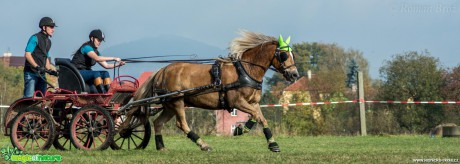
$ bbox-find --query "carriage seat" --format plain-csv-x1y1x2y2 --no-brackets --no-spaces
55,58,95,93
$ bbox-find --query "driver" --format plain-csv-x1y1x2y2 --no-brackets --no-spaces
71,29,125,93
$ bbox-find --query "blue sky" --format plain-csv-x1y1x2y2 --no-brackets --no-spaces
1,0,459,78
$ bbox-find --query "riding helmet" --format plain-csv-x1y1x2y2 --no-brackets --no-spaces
39,17,57,28
89,29,105,42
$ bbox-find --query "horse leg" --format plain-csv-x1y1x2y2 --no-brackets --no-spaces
254,104,280,152
233,117,257,136
171,102,212,151
153,109,175,150
236,102,280,152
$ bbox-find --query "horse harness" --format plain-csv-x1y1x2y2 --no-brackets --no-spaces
210,45,294,112
154,45,292,112
211,60,262,112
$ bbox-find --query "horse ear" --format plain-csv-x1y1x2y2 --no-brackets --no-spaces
278,35,284,44
285,36,291,44
278,34,287,48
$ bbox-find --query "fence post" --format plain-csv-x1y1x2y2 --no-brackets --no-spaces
358,71,367,136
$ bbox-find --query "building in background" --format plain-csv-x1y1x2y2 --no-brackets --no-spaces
1,51,24,67
215,109,250,136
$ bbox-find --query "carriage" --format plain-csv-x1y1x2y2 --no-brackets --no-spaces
2,31,299,152
3,58,154,151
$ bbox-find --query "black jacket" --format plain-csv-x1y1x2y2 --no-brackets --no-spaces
71,42,100,70
24,32,51,73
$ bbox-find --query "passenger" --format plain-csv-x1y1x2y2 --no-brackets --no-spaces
71,29,125,93
23,17,59,98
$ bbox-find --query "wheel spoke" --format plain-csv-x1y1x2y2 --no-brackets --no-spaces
84,134,92,148
17,134,25,142
114,136,122,142
24,116,31,128
80,114,89,124
62,138,69,147
23,137,30,149
132,129,145,133
120,138,126,147
93,136,97,148
18,122,27,127
76,131,89,135
94,135,103,144
130,136,138,148
128,136,130,149
77,134,87,144
34,136,41,149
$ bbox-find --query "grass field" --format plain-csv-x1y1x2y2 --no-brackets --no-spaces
0,134,458,163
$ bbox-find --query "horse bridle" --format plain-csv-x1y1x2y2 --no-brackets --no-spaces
271,46,296,74
239,45,295,75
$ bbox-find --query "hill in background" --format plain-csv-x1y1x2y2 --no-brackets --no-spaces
98,34,227,78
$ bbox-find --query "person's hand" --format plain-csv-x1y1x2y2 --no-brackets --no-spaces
46,69,59,76
114,57,122,62
35,66,46,73
118,61,126,67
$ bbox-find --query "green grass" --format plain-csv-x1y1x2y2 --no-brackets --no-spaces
0,134,458,163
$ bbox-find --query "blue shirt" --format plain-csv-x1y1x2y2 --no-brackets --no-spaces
80,45,100,56
25,35,49,57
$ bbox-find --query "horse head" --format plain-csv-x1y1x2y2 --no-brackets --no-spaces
271,35,299,82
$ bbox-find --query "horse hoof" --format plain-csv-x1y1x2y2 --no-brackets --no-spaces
201,146,213,151
270,147,281,152
233,127,244,136
268,142,280,152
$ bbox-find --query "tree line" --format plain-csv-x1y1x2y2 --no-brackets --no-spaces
261,43,460,135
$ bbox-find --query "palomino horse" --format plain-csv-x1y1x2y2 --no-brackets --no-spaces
121,31,299,152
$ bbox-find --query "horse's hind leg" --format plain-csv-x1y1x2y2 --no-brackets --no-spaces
169,101,212,151
153,108,175,150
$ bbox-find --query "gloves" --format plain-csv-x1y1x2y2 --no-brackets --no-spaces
35,66,46,74
46,69,59,76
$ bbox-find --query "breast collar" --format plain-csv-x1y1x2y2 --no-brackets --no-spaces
221,60,262,90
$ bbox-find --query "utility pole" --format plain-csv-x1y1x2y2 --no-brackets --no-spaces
358,71,367,136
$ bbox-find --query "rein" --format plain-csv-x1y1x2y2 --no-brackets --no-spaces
122,59,216,64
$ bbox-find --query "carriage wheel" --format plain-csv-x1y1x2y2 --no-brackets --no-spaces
70,105,114,150
110,115,151,150
10,107,56,151
53,108,76,150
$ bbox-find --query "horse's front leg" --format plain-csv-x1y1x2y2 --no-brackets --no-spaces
235,103,280,152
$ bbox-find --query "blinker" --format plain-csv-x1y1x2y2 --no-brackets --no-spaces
279,52,288,62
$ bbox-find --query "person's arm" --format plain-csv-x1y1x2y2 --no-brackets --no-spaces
45,57,51,70
24,35,39,68
87,52,125,69
25,52,39,68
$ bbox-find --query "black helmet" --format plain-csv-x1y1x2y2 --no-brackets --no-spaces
39,17,57,28
89,29,105,42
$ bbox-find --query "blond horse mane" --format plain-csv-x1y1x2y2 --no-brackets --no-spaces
229,30,276,60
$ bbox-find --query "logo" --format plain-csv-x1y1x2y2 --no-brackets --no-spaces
1,146,62,163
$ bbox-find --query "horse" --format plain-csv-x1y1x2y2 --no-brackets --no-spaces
120,31,299,152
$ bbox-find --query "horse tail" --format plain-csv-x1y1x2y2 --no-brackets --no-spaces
121,68,164,131
133,69,160,101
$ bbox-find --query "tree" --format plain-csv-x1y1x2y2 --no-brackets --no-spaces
379,50,444,133
346,59,359,89
0,63,24,105
440,65,460,124
261,42,371,135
